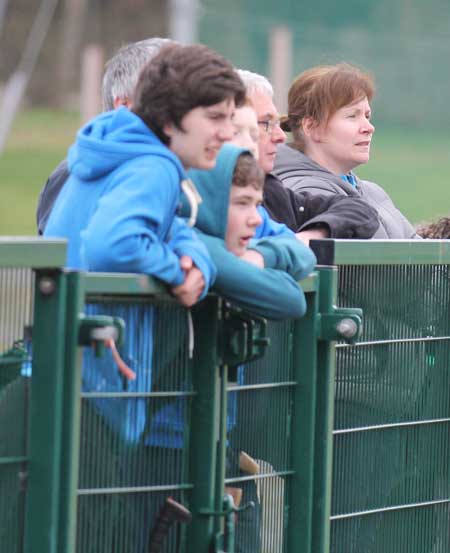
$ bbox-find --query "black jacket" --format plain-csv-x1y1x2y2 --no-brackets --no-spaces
263,173,380,238
36,159,69,235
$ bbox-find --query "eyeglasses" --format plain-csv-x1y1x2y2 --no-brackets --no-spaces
257,119,282,135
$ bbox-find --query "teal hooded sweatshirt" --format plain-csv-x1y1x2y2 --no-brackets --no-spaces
187,145,317,320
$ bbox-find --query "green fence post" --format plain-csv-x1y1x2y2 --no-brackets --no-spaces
286,278,320,553
213,360,229,552
57,271,85,553
311,267,339,553
187,295,222,553
24,269,67,553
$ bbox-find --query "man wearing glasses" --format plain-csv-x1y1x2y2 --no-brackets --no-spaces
237,69,379,244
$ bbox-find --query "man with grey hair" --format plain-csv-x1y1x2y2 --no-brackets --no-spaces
237,69,380,243
36,37,175,234
101,37,173,111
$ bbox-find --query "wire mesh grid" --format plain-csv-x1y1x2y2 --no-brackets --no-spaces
0,268,33,553
226,320,295,553
76,298,192,553
331,264,450,553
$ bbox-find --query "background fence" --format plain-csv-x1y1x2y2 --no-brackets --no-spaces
2,0,449,128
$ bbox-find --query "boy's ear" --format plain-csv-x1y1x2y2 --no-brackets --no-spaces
163,122,174,137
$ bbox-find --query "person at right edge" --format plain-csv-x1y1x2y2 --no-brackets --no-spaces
273,63,420,239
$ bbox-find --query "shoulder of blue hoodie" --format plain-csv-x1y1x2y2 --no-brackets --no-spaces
186,144,315,319
44,108,216,291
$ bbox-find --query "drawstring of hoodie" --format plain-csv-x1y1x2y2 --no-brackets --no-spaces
181,178,202,227
180,177,200,358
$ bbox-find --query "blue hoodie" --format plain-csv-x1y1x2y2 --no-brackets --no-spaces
187,145,317,320
44,107,215,291
44,108,216,446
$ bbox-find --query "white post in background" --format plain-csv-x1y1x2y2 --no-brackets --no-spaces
269,26,293,116
80,45,104,124
0,0,59,154
169,0,200,44
0,0,10,37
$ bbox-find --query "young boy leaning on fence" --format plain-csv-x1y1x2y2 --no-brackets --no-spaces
42,44,247,553
187,143,316,318
44,43,246,304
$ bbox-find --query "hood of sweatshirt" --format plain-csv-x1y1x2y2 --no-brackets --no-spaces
67,107,185,182
273,143,355,191
184,144,249,239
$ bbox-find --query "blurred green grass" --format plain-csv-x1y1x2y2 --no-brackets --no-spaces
0,109,79,235
1,109,449,235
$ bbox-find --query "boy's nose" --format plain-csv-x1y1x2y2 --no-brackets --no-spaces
218,119,235,142
249,209,263,228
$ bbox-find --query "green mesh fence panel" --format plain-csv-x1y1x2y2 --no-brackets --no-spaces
0,268,33,553
331,263,450,553
226,320,295,553
76,299,192,553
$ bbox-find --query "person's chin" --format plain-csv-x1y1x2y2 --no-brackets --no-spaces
196,157,217,170
233,245,246,257
359,153,370,165
261,159,274,173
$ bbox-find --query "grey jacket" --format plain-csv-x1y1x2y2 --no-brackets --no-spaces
273,143,419,239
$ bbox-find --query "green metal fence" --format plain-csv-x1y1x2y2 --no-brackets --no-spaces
2,238,450,553
56,270,334,553
0,239,66,553
311,239,450,553
5,238,340,553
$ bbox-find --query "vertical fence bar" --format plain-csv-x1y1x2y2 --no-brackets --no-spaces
214,362,229,549
24,269,67,553
287,281,319,553
311,267,338,553
57,272,85,553
186,296,222,553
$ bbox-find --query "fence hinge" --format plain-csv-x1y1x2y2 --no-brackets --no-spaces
317,307,363,344
220,306,270,367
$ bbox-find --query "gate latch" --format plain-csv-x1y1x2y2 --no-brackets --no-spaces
78,314,125,352
77,315,135,380
317,307,362,344
221,307,270,367
200,494,255,553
